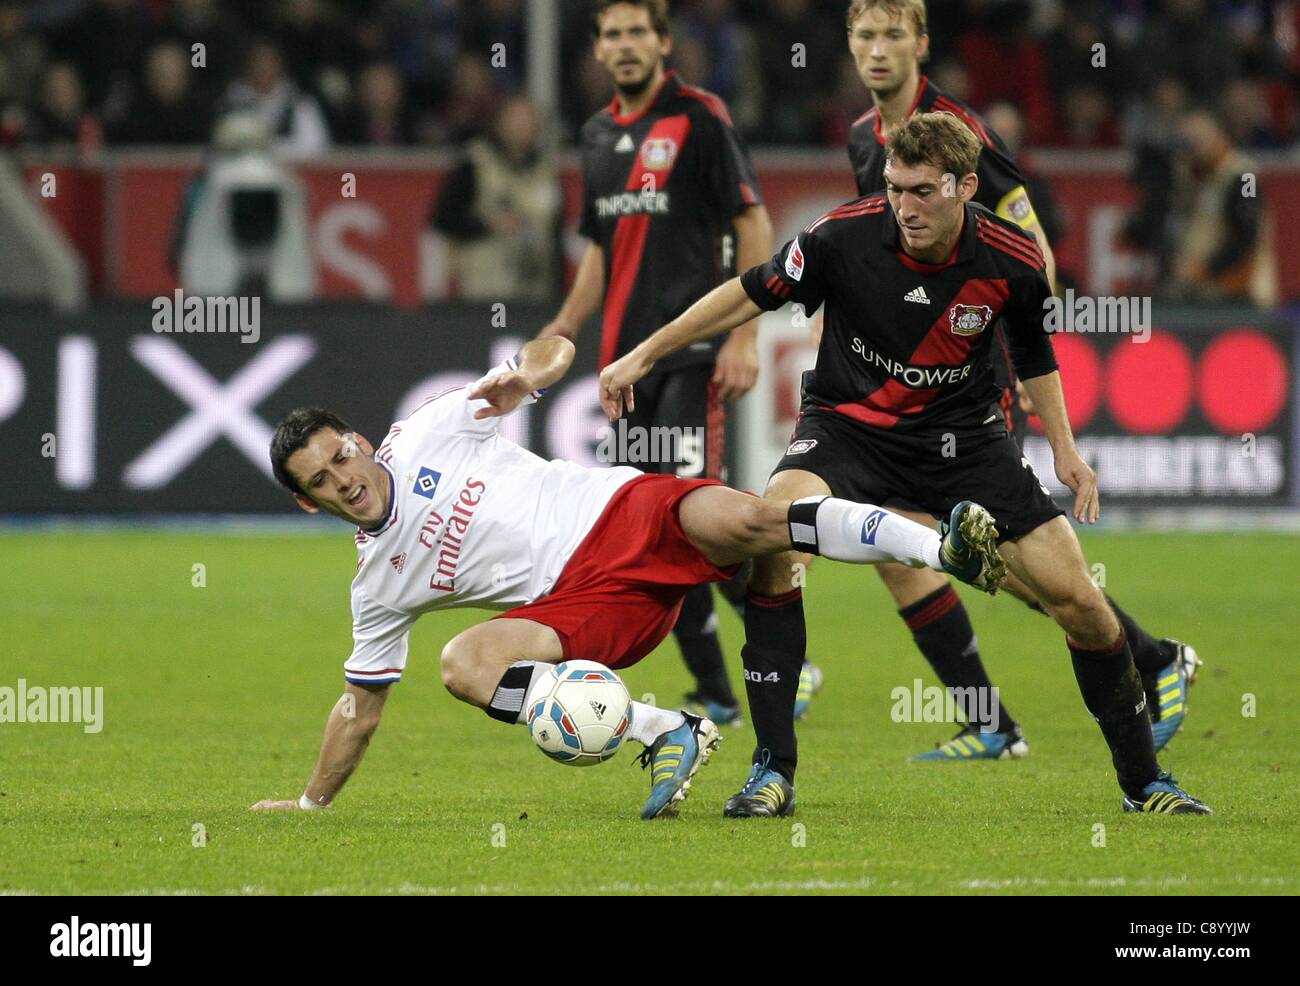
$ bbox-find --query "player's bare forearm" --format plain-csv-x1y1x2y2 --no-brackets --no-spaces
1020,371,1073,453
643,278,762,364
1021,371,1100,523
732,204,774,336
250,683,389,811
538,243,604,341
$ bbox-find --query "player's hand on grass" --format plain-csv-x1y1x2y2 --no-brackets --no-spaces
599,352,653,420
249,799,302,812
468,369,532,419
1056,448,1100,524
713,328,759,401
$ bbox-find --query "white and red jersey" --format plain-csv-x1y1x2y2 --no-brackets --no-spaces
344,362,641,686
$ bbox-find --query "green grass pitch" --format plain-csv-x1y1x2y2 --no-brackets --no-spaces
2,529,1296,895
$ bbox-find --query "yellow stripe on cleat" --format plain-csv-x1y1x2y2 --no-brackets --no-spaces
1162,703,1183,716
1158,673,1179,688
966,736,986,753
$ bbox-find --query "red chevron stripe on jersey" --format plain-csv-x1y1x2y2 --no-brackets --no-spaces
806,196,887,233
599,113,694,370
832,277,1011,428
976,217,1044,269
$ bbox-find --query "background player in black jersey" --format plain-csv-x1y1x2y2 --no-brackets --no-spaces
601,113,1211,817
836,0,1199,763
538,0,777,727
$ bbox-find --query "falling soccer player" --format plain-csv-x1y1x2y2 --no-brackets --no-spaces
250,336,1005,820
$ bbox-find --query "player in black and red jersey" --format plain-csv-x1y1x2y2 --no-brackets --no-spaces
539,0,778,727
601,112,1211,817
837,0,1199,763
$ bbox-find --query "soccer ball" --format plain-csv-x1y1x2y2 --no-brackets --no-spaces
527,661,632,766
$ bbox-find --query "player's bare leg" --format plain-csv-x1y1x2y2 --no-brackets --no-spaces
998,517,1210,813
446,617,720,819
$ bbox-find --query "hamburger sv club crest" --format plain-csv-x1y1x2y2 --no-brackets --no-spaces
949,304,993,336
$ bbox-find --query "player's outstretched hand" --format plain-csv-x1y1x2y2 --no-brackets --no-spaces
1056,448,1100,524
468,369,531,419
599,352,653,420
250,799,301,811
713,329,759,401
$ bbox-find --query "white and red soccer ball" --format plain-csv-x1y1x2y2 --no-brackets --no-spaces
527,660,632,766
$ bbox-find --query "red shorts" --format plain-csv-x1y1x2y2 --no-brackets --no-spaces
493,474,742,669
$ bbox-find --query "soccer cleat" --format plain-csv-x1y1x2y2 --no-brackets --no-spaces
637,712,720,819
1144,641,1202,752
1122,771,1213,815
939,501,1008,594
792,661,824,720
681,693,743,727
723,760,795,818
909,724,1029,761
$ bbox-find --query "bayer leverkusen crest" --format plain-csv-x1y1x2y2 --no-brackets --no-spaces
640,137,678,171
949,304,993,336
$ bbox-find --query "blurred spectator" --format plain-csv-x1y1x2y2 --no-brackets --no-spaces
425,52,499,145
1219,77,1285,149
1160,107,1277,307
276,0,359,91
25,61,95,148
111,43,213,145
676,0,759,128
754,0,842,144
340,61,413,146
1044,3,1128,110
46,0,148,117
459,0,527,90
0,0,45,138
225,40,331,159
430,95,561,301
958,0,1054,142
156,0,246,98
1051,83,1121,147
1134,0,1240,105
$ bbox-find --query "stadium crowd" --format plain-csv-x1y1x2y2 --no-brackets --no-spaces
0,0,1296,153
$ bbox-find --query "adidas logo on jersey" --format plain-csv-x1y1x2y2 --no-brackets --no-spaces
614,133,635,152
904,286,930,304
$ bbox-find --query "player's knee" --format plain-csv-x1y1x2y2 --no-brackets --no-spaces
734,496,777,543
1042,578,1107,633
439,635,477,700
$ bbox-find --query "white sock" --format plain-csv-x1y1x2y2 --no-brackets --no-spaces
792,496,942,570
626,701,685,746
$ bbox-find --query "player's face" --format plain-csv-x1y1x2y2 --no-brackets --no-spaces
594,5,670,95
287,429,389,528
848,8,928,98
884,158,973,260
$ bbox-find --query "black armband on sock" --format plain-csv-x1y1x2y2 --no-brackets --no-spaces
787,496,827,553
487,661,540,724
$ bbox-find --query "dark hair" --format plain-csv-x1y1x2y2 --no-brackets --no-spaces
592,0,670,38
270,407,353,495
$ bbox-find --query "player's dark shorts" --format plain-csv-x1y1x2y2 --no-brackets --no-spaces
492,475,742,669
607,364,727,480
773,407,1064,542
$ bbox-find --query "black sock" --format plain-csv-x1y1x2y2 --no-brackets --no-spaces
1068,631,1160,795
900,585,1017,733
1106,595,1173,675
673,584,736,706
741,589,805,783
